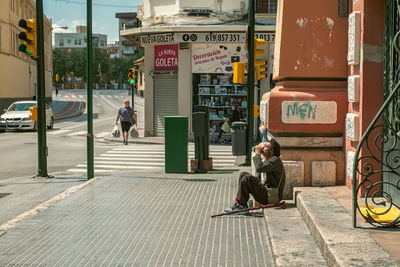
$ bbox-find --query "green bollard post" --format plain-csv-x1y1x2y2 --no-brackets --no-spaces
192,112,207,173
165,116,188,173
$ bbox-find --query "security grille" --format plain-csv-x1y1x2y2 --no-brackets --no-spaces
153,73,178,136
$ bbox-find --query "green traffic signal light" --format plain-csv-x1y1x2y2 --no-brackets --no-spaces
18,44,33,55
18,19,36,57
129,79,134,84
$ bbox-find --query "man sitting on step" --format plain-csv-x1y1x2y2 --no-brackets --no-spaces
224,139,286,215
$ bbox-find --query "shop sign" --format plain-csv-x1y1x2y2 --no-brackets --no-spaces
140,32,275,45
192,43,247,73
141,33,175,45
176,32,275,43
154,44,178,71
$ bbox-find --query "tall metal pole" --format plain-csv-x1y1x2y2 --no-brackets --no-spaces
36,0,48,177
87,0,94,179
245,0,255,165
132,84,135,110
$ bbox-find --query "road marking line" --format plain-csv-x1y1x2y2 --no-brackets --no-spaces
47,129,72,135
94,157,164,161
76,164,162,169
91,161,165,166
95,132,110,138
68,130,86,136
93,157,235,164
99,95,120,109
66,168,113,173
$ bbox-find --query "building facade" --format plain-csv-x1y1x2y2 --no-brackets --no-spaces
122,0,277,137
0,0,53,112
115,12,140,57
54,26,107,50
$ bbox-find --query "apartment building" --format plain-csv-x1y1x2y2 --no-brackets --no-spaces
115,12,140,57
0,0,53,112
54,26,107,51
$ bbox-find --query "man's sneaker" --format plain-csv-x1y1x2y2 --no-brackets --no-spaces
224,203,249,215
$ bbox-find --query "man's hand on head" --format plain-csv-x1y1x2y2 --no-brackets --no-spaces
255,144,263,154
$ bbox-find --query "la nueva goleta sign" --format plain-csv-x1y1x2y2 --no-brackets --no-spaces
154,44,178,71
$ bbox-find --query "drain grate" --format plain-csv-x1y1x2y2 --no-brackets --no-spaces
0,193,11,199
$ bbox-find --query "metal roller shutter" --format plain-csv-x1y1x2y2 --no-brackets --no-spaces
153,73,179,136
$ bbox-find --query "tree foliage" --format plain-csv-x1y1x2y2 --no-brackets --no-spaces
52,47,141,84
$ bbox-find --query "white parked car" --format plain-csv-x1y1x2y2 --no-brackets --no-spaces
0,101,54,132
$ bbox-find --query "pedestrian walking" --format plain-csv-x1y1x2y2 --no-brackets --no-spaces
116,99,137,145
224,139,286,214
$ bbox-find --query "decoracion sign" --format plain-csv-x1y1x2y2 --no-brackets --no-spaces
191,43,247,73
281,101,337,124
154,44,178,71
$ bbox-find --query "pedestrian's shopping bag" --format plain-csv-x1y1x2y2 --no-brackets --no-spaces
130,125,139,138
111,124,120,137
221,121,231,133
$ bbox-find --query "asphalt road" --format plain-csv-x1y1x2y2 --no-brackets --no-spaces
0,89,144,180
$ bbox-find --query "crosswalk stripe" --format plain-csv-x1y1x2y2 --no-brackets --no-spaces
67,143,238,174
76,164,162,169
68,130,86,136
93,157,235,163
105,150,233,155
91,161,165,166
95,132,110,138
66,168,115,173
100,153,165,158
100,153,235,160
112,148,232,153
48,129,72,135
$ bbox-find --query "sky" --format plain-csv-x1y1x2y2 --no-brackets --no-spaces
43,0,142,43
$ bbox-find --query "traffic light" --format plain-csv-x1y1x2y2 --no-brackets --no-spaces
257,63,268,80
128,68,135,85
254,38,267,80
18,19,36,57
55,74,59,82
253,105,260,118
29,106,38,121
233,62,245,84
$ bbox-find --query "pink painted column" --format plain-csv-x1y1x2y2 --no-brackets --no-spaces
345,0,385,192
261,0,348,187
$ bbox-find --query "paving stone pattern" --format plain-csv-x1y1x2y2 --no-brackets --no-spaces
0,173,275,266
0,175,86,225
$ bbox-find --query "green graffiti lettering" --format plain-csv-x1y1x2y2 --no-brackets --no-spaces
286,102,317,120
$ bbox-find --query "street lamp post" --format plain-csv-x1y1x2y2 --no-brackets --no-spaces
86,0,94,180
35,0,49,177
245,0,255,165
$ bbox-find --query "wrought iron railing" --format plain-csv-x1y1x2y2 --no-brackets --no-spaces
352,68,400,228
352,80,400,228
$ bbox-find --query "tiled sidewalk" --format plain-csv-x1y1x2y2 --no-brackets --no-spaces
0,172,275,266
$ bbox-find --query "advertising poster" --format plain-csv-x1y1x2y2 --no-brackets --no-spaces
154,44,178,71
191,43,248,73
